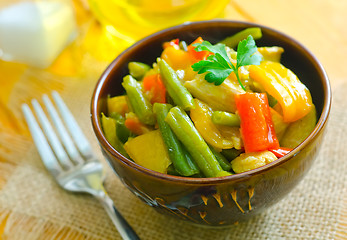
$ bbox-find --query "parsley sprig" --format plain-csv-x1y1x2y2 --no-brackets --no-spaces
191,35,261,91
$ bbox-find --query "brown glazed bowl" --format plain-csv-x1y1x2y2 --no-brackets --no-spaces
91,20,331,226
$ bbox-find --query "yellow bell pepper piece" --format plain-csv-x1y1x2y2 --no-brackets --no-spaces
124,130,171,173
249,61,313,122
161,45,192,70
190,99,241,150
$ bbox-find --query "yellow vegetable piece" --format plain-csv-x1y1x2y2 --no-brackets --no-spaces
231,151,278,173
124,130,171,173
107,95,129,116
257,46,284,62
249,61,313,122
280,106,317,148
190,99,241,150
100,113,128,157
161,46,192,70
216,125,242,150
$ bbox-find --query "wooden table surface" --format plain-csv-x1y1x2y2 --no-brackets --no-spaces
0,0,346,239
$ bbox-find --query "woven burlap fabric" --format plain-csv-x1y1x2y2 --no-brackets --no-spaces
0,61,346,240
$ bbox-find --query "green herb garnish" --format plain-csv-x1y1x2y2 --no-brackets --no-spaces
191,35,261,91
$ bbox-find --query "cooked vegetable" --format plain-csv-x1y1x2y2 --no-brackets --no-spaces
231,151,277,173
267,93,278,107
101,113,129,157
235,92,279,153
161,41,191,70
220,27,262,48
249,61,313,122
179,40,188,51
165,106,230,178
124,112,151,136
128,61,150,79
192,35,261,90
122,75,155,125
216,125,243,150
270,108,289,141
209,146,232,171
187,37,212,62
269,147,292,158
211,111,240,127
190,98,239,150
158,58,195,110
110,113,132,143
221,148,242,160
257,46,284,62
153,103,199,176
280,106,317,148
184,74,243,113
107,95,129,116
142,73,166,104
124,130,171,173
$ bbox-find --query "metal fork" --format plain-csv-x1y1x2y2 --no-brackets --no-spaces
22,91,140,240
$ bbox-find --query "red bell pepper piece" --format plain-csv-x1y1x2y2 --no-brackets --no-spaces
188,37,212,62
235,92,279,153
142,73,166,104
269,147,292,158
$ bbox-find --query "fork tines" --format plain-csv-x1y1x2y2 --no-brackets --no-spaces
22,91,93,175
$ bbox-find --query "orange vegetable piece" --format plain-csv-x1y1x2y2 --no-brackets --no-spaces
187,37,212,62
142,73,166,104
163,38,179,49
124,114,151,136
161,39,191,70
269,147,293,158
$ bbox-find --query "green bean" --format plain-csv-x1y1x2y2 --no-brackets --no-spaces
179,41,188,51
153,103,199,176
220,27,262,48
157,58,195,111
211,111,240,127
122,75,155,125
209,146,232,171
165,106,231,178
167,164,179,176
110,112,132,143
101,113,129,158
182,146,201,175
221,148,242,160
128,62,150,79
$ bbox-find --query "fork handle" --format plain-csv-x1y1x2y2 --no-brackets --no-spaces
97,193,140,240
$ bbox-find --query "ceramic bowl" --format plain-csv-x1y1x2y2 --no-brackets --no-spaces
91,20,331,226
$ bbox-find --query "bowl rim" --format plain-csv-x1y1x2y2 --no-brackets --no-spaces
91,20,331,184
